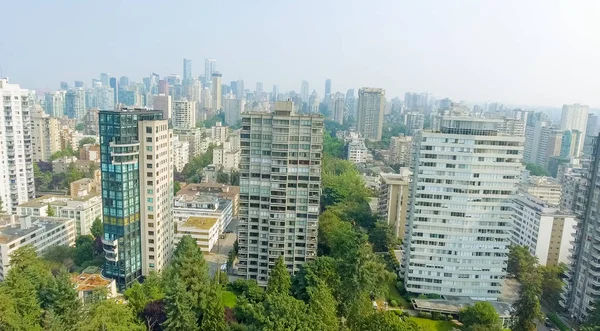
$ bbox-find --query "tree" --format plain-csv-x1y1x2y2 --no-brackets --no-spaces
230,170,240,186
163,277,199,331
166,235,210,314
267,256,291,296
47,203,56,216
77,299,144,331
292,256,341,302
323,131,345,158
90,217,103,239
238,293,312,331
200,279,227,331
142,300,167,331
539,264,565,310
0,290,42,331
0,275,43,330
460,301,502,330
74,235,95,266
346,291,374,331
46,269,81,329
78,137,96,149
508,245,538,281
307,282,339,331
173,181,181,196
75,123,86,132
359,311,418,331
217,171,230,184
43,245,75,267
513,272,544,331
5,246,55,309
368,222,397,252
525,163,550,176
124,271,165,317
229,279,264,303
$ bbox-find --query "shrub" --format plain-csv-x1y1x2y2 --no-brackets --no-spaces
392,310,404,317
417,294,427,299
417,312,432,319
390,300,398,307
431,312,442,320
447,314,454,321
427,293,441,299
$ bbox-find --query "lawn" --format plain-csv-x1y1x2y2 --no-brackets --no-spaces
407,317,457,331
386,281,411,308
222,290,237,308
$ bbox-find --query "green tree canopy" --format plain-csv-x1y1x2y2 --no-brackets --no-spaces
90,217,103,239
525,163,550,176
460,301,501,329
78,137,96,149
508,245,538,281
77,299,144,331
513,271,544,331
267,256,291,296
163,277,199,331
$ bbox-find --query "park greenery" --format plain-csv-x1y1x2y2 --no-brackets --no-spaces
524,162,551,177
34,161,98,193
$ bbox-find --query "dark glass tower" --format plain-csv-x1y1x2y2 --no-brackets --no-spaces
99,108,163,290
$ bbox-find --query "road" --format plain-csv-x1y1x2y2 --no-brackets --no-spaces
204,218,237,277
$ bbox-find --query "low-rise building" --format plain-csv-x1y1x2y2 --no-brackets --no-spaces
79,144,100,162
71,266,117,304
213,141,240,172
519,175,562,206
17,194,102,236
70,170,102,198
174,193,232,234
347,139,372,164
175,216,220,252
52,156,97,174
177,182,240,216
378,170,411,240
0,214,76,280
510,193,576,266
172,135,190,172
202,164,219,183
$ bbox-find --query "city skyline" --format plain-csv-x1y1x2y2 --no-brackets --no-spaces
2,1,600,107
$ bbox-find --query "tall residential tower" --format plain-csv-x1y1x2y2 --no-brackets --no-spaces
357,87,385,141
237,101,323,285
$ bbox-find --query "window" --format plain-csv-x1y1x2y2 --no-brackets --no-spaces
146,127,152,133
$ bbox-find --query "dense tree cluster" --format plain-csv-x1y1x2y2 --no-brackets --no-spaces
35,162,97,193
176,144,214,183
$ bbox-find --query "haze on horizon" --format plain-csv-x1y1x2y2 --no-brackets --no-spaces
1,0,599,107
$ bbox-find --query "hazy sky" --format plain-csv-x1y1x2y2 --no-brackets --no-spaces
2,0,600,106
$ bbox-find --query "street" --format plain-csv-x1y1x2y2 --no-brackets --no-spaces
204,218,237,277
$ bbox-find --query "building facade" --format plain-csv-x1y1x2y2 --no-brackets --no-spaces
510,193,576,266
379,171,411,240
32,112,61,162
99,107,174,290
402,116,524,299
357,87,385,141
173,99,196,130
0,79,36,213
238,101,323,285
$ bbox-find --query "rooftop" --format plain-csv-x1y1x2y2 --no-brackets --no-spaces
412,298,513,318
17,193,100,208
72,268,114,292
182,216,218,230
177,182,239,200
0,215,73,244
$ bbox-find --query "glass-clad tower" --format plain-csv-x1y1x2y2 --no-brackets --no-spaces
99,107,163,290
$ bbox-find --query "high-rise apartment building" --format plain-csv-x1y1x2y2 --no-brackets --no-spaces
324,79,331,100
224,96,244,126
99,107,174,290
100,73,110,86
212,72,223,110
561,136,600,321
109,77,118,104
308,91,320,114
237,101,323,285
255,82,263,94
204,58,216,87
0,79,36,213
378,171,411,240
152,94,172,120
183,58,192,84
401,116,524,299
560,104,589,154
345,89,355,120
173,100,196,130
119,76,130,89
65,88,86,119
357,88,385,141
524,120,551,167
301,81,309,102
560,129,583,158
332,92,345,125
388,135,412,166
45,91,65,117
31,112,61,162
404,112,425,136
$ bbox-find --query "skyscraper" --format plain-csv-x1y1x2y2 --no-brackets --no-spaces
74,81,84,88
237,101,323,285
324,79,331,100
173,100,196,130
99,107,174,290
237,80,245,99
523,119,551,167
204,58,216,87
65,88,86,119
308,91,320,113
183,58,192,84
223,96,244,126
301,81,309,102
561,134,600,321
560,104,589,154
212,72,223,110
332,92,345,125
152,94,172,121
60,82,68,90
402,116,524,299
255,82,263,93
0,79,36,213
345,88,355,120
44,91,65,117
100,73,110,86
357,87,385,141
109,77,118,104
119,76,130,89
272,85,279,102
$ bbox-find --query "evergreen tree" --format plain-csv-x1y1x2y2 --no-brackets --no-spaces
513,272,544,331
47,203,56,216
200,278,227,331
267,256,291,295
47,269,81,328
167,235,210,313
90,217,103,239
1,275,43,329
460,301,502,330
307,282,339,331
77,299,144,331
163,277,199,331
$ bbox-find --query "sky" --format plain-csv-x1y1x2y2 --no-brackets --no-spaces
2,0,600,107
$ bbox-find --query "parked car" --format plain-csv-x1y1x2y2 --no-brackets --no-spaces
544,318,553,327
